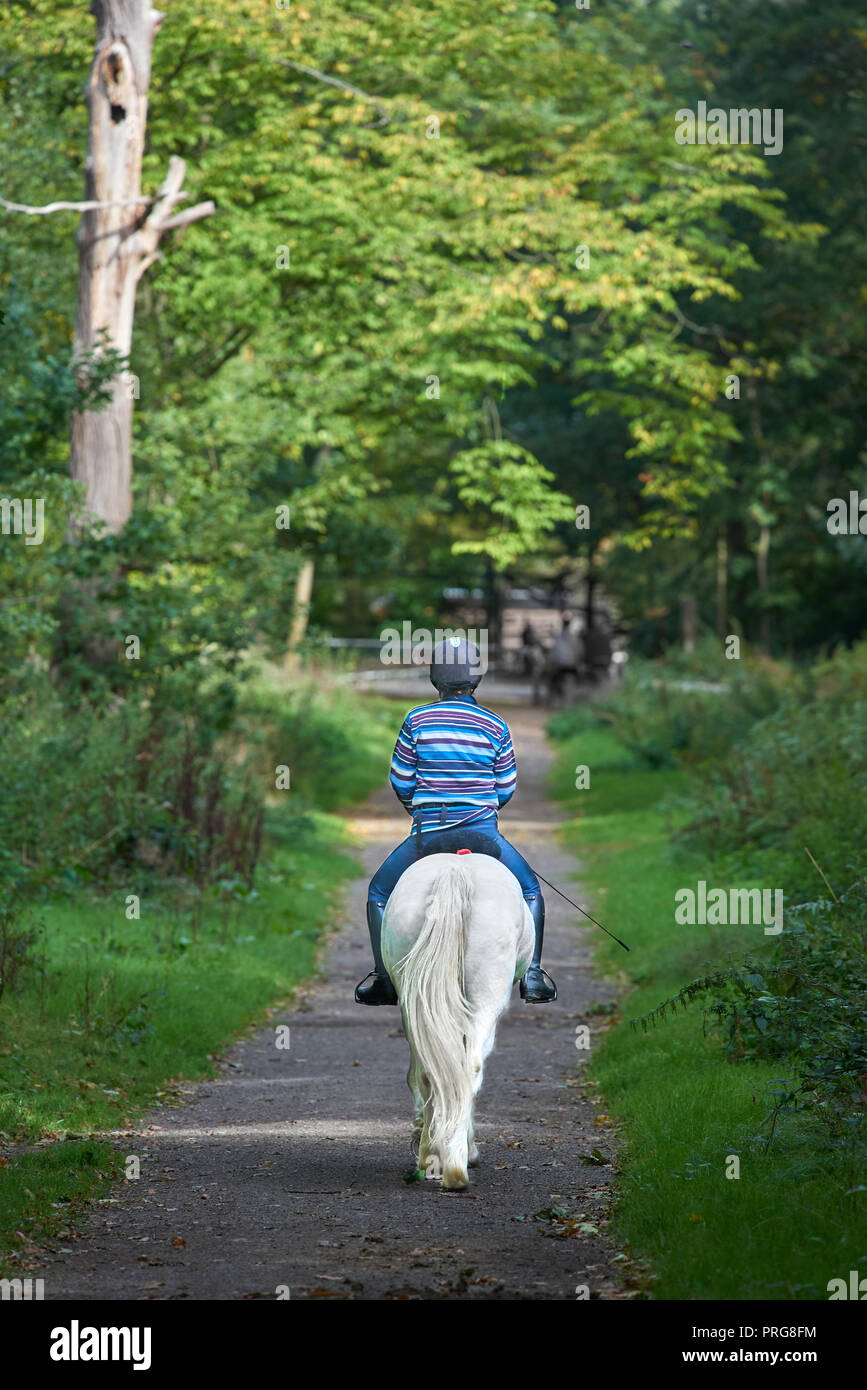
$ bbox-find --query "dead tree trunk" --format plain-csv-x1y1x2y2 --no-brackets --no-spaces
284,558,315,671
70,1,214,532
715,525,728,638
681,594,697,653
756,523,771,653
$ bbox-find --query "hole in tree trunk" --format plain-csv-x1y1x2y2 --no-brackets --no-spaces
110,103,126,123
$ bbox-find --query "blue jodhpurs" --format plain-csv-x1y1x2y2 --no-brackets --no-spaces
368,816,540,908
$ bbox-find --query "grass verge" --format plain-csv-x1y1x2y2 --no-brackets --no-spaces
0,813,358,1274
0,680,399,1273
550,715,866,1300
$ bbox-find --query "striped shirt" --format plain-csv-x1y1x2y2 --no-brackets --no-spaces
389,694,517,833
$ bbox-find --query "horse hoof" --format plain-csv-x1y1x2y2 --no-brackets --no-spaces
468,1149,480,1168
441,1167,469,1191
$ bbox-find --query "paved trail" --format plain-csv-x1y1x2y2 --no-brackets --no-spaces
39,704,619,1301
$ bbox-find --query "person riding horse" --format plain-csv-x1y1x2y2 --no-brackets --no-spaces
355,636,558,1006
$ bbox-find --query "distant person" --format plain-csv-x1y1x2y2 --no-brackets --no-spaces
583,620,612,682
520,620,542,675
548,615,580,700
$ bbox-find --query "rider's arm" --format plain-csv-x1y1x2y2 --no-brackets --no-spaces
493,725,517,808
389,713,417,813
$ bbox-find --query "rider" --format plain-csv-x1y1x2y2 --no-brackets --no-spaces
354,636,558,1006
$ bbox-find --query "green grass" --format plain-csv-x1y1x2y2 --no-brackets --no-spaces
0,1142,121,1268
0,811,363,1272
550,718,867,1300
0,677,397,1272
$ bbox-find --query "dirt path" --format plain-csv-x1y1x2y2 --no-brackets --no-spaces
38,704,620,1301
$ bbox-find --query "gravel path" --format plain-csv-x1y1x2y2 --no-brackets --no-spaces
38,703,620,1301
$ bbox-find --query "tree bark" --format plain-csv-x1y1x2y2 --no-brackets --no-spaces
756,523,771,653
716,526,728,638
285,558,315,670
681,594,697,653
70,1,213,532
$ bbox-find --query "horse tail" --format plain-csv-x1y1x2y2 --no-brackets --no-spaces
394,860,474,1178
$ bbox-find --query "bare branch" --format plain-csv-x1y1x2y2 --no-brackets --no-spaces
670,302,726,341
134,250,164,282
159,200,216,232
0,194,154,216
660,159,700,176
271,55,391,127
144,154,187,228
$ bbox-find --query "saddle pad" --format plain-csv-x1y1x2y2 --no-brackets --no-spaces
415,829,502,859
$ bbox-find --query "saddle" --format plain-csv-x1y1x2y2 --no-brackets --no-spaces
414,829,502,860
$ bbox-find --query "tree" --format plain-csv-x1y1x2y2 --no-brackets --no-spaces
2,0,824,662
666,0,867,652
69,0,215,531
1,0,214,531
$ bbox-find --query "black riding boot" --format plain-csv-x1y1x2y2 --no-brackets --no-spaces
520,895,558,1003
355,901,398,1005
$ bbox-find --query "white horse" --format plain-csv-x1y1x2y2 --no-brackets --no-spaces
381,851,534,1191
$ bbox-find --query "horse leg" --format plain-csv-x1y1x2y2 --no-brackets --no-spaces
467,1112,479,1167
441,1039,485,1186
440,1011,494,1188
440,1126,469,1190
406,1038,425,1153
465,1006,504,1170
405,1009,439,1173
414,1069,438,1176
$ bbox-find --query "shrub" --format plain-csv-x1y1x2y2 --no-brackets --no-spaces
243,674,395,812
635,882,867,1139
0,675,265,902
549,640,793,769
680,691,867,900
632,641,867,1140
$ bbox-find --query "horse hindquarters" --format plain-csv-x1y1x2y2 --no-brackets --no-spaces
389,861,476,1190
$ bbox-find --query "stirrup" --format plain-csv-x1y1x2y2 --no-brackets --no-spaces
520,965,558,1003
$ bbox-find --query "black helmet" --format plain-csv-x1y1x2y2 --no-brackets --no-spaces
430,636,485,693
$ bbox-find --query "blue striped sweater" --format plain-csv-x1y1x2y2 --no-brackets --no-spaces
389,693,517,833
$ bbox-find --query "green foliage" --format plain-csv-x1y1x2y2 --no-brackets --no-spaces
551,640,790,768
551,702,866,1299
2,0,864,653
680,666,867,895
244,674,396,812
597,0,867,652
0,661,391,1266
0,1142,121,1276
0,674,258,904
450,442,575,566
0,294,122,475
0,0,809,640
658,651,867,1135
561,641,867,1149
0,659,394,910
0,817,359,1267
633,882,867,1143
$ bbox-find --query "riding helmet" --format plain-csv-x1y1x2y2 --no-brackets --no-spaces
429,636,485,693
